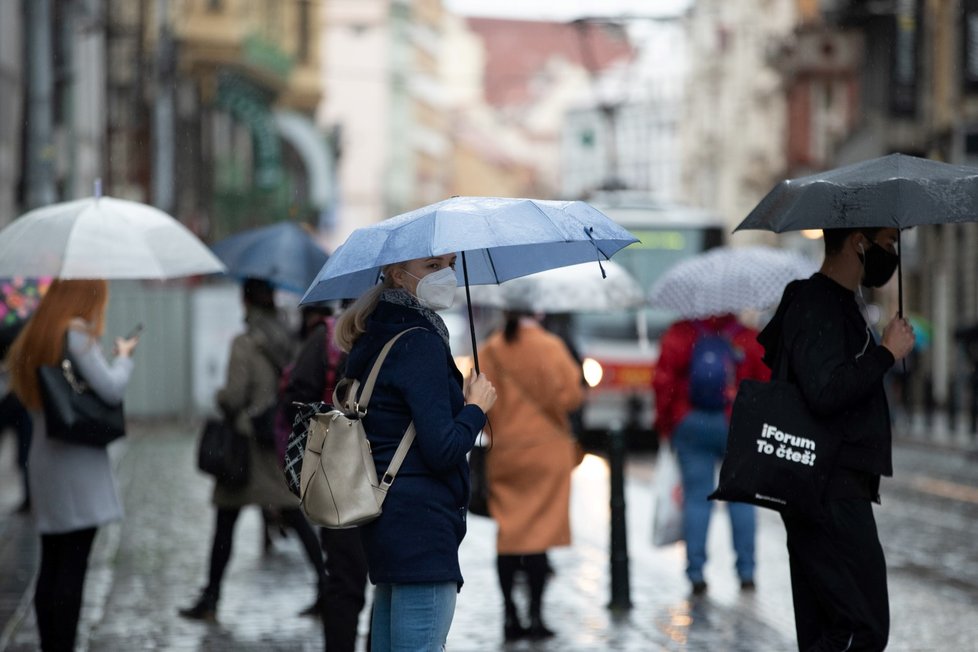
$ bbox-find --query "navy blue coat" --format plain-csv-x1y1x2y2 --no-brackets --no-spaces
345,300,486,586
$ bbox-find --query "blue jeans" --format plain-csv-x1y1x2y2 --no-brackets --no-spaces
371,582,457,652
672,409,756,584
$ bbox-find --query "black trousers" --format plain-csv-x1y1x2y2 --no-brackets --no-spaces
0,392,32,499
35,527,97,652
782,499,889,652
321,527,369,652
205,507,326,600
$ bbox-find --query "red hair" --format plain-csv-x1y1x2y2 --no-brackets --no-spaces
6,279,109,410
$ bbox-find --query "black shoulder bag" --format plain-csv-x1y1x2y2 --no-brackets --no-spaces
38,338,126,448
197,417,250,489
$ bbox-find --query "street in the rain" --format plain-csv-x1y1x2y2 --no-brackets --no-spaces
1,421,975,651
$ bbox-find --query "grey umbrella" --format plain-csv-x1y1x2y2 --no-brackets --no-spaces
736,153,978,232
735,153,978,316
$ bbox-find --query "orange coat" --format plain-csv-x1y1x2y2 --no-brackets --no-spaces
478,321,584,554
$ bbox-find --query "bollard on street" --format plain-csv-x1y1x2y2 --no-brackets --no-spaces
607,421,632,611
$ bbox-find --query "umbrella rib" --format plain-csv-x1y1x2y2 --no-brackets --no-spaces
484,247,500,283
60,201,94,277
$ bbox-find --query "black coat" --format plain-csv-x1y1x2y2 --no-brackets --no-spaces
282,319,347,424
758,273,895,479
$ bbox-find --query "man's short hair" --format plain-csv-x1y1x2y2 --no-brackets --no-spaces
822,227,883,256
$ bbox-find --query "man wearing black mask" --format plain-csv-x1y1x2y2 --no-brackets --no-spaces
758,227,915,651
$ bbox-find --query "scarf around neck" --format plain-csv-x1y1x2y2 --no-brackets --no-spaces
380,288,451,346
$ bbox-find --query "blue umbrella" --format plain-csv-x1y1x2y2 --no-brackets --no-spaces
299,196,638,371
211,222,328,294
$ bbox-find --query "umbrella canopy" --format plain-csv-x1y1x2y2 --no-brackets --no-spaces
736,153,978,233
0,196,225,280
649,246,818,319
300,197,638,303
471,260,644,313
211,222,328,294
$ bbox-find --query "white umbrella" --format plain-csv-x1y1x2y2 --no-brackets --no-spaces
0,195,225,279
649,245,818,319
466,260,644,313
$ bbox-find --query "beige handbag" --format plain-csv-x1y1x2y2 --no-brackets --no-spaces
299,329,419,529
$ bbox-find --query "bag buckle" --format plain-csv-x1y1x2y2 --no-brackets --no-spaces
61,359,88,394
380,472,395,489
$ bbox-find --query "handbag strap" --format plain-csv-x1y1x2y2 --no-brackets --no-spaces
339,327,424,493
775,340,791,382
379,422,416,492
59,332,89,393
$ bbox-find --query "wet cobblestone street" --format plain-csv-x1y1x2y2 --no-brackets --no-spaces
1,422,977,650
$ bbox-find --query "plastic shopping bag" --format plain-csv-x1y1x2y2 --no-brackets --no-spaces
652,442,683,546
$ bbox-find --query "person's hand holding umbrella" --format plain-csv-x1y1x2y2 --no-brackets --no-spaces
463,368,497,414
880,307,916,363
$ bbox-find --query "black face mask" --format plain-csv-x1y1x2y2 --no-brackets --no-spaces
859,241,899,288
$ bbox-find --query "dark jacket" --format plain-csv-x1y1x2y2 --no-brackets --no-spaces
282,318,346,425
213,308,298,509
653,314,770,439
758,273,895,483
344,299,486,586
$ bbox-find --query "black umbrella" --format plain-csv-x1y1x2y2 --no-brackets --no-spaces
736,153,978,232
735,153,978,316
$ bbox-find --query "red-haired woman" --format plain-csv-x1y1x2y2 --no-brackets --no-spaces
6,279,138,652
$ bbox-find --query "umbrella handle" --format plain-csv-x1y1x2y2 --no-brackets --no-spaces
898,230,906,374
897,230,903,319
462,251,480,375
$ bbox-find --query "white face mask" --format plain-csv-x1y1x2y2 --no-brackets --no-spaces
406,267,457,310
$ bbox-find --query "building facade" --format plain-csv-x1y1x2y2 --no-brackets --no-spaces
560,21,687,202
104,0,329,240
680,0,798,241
0,1,24,226
320,0,451,246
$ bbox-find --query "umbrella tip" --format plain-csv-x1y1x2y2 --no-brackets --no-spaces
94,178,103,199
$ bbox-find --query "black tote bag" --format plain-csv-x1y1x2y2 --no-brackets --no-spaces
197,418,250,489
709,378,839,522
38,358,126,448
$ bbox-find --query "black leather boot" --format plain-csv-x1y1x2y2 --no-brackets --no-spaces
525,553,554,640
527,613,555,640
503,603,529,642
298,594,326,618
178,591,218,622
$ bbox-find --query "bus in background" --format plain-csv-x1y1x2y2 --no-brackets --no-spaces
569,193,725,449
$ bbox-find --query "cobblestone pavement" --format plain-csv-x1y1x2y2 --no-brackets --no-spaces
1,423,977,651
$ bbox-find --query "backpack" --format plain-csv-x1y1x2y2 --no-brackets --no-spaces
274,317,342,462
298,328,420,529
688,322,744,411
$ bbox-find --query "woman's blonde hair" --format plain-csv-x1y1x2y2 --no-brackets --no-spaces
334,264,401,352
6,279,109,410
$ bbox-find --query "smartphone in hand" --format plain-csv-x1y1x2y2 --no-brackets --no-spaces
125,323,144,339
